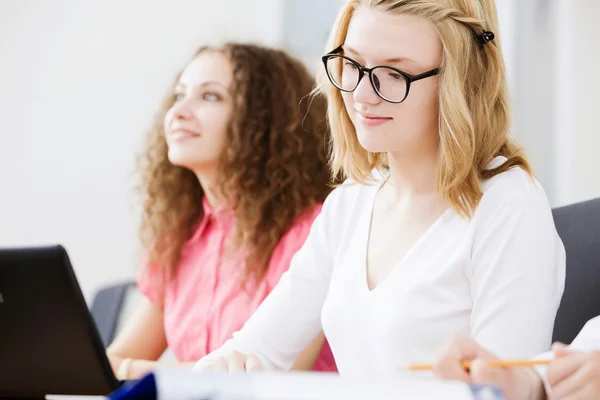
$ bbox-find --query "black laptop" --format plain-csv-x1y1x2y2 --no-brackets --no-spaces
0,245,122,399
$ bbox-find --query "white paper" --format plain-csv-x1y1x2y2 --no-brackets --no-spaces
154,369,499,400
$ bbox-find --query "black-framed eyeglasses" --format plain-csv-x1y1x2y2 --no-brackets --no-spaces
321,45,440,104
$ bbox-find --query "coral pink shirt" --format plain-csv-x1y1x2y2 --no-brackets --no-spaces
137,199,336,372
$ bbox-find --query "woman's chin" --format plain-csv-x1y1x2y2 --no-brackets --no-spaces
356,135,391,154
167,152,213,171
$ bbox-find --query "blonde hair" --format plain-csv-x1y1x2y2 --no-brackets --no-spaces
316,0,531,218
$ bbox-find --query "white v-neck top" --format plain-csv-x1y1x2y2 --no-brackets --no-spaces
196,157,566,377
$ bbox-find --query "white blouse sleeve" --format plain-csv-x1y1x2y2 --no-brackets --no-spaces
570,316,600,351
468,188,566,359
194,187,346,371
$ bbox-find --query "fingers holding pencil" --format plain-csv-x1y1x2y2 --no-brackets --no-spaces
433,335,497,382
432,336,546,400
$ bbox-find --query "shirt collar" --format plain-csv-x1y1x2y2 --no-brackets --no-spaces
187,197,234,244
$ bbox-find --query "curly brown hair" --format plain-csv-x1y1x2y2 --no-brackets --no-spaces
137,43,332,287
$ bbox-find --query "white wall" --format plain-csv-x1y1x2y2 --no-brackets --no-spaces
555,0,600,206
509,0,559,201
503,0,600,207
0,0,285,301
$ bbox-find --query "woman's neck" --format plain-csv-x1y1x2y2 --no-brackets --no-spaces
193,169,227,208
385,138,439,198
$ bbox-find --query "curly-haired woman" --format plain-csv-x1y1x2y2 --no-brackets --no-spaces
106,43,337,380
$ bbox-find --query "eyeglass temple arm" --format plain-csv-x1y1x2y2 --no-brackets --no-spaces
410,68,440,82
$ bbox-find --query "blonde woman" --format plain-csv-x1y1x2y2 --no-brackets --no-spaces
194,0,565,377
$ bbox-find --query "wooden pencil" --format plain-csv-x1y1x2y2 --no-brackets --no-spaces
408,358,552,371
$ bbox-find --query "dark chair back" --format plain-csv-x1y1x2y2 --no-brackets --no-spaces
552,198,600,344
90,281,135,347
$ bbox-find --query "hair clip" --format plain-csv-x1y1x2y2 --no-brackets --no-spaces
479,30,495,45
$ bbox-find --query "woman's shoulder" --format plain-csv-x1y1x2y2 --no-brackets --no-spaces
275,173,382,255
476,156,551,222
